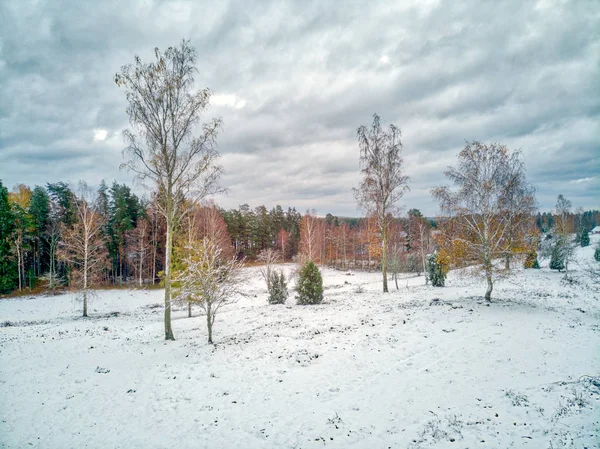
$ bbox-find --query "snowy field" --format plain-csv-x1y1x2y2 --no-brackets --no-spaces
1,242,599,449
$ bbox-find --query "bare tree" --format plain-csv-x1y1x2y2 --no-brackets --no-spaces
128,216,150,287
196,202,233,259
552,194,576,278
353,114,409,292
408,210,433,284
257,248,281,292
299,210,321,262
432,142,536,301
116,41,224,340
57,182,107,317
173,238,245,344
555,194,572,235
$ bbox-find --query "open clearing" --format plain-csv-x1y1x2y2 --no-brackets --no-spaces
1,244,599,449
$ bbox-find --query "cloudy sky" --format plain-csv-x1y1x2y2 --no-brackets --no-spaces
1,0,598,216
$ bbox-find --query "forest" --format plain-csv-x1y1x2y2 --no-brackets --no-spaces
0,176,598,295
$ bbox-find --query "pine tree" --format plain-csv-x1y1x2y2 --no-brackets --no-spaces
0,180,18,293
29,186,50,277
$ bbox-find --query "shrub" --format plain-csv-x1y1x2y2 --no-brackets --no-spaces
268,270,288,304
524,251,539,269
427,252,447,287
296,261,323,305
594,245,600,262
580,232,590,247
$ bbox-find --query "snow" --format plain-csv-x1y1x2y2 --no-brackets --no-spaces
1,239,599,449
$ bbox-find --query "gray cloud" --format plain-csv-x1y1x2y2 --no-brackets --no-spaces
0,0,598,216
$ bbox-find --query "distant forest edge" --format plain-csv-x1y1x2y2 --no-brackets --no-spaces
0,178,598,295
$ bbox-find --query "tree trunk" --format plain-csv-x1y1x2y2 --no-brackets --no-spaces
83,240,88,317
421,250,428,285
206,305,213,344
504,254,510,270
139,243,143,287
188,302,192,318
49,242,55,291
164,215,175,341
16,242,22,291
83,289,88,317
394,273,398,290
484,269,493,301
483,223,493,301
381,224,388,293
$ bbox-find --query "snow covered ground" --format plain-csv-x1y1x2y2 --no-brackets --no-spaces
1,240,599,449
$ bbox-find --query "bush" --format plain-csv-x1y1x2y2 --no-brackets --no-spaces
580,232,590,247
296,261,323,305
594,246,600,262
427,252,447,287
268,270,288,304
524,251,539,269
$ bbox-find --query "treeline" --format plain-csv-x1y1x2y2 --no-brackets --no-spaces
1,175,598,296
536,210,599,235
0,175,432,295
220,205,434,274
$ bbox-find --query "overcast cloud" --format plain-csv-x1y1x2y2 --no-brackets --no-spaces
0,0,598,216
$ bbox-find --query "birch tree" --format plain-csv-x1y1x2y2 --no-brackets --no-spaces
116,40,224,340
128,216,150,287
432,142,536,301
299,210,321,263
353,114,409,292
408,209,433,284
173,238,245,344
58,183,107,317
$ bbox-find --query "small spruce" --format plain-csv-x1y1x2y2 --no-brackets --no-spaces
427,252,447,287
296,261,323,305
580,232,590,247
549,243,565,271
268,270,288,304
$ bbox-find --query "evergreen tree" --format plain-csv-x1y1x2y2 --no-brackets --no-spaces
47,182,76,227
29,186,50,277
268,270,288,304
580,231,590,247
0,180,17,293
296,261,323,305
108,182,141,283
549,239,565,271
426,252,448,287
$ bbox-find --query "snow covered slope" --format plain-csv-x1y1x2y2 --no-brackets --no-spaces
1,240,599,448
